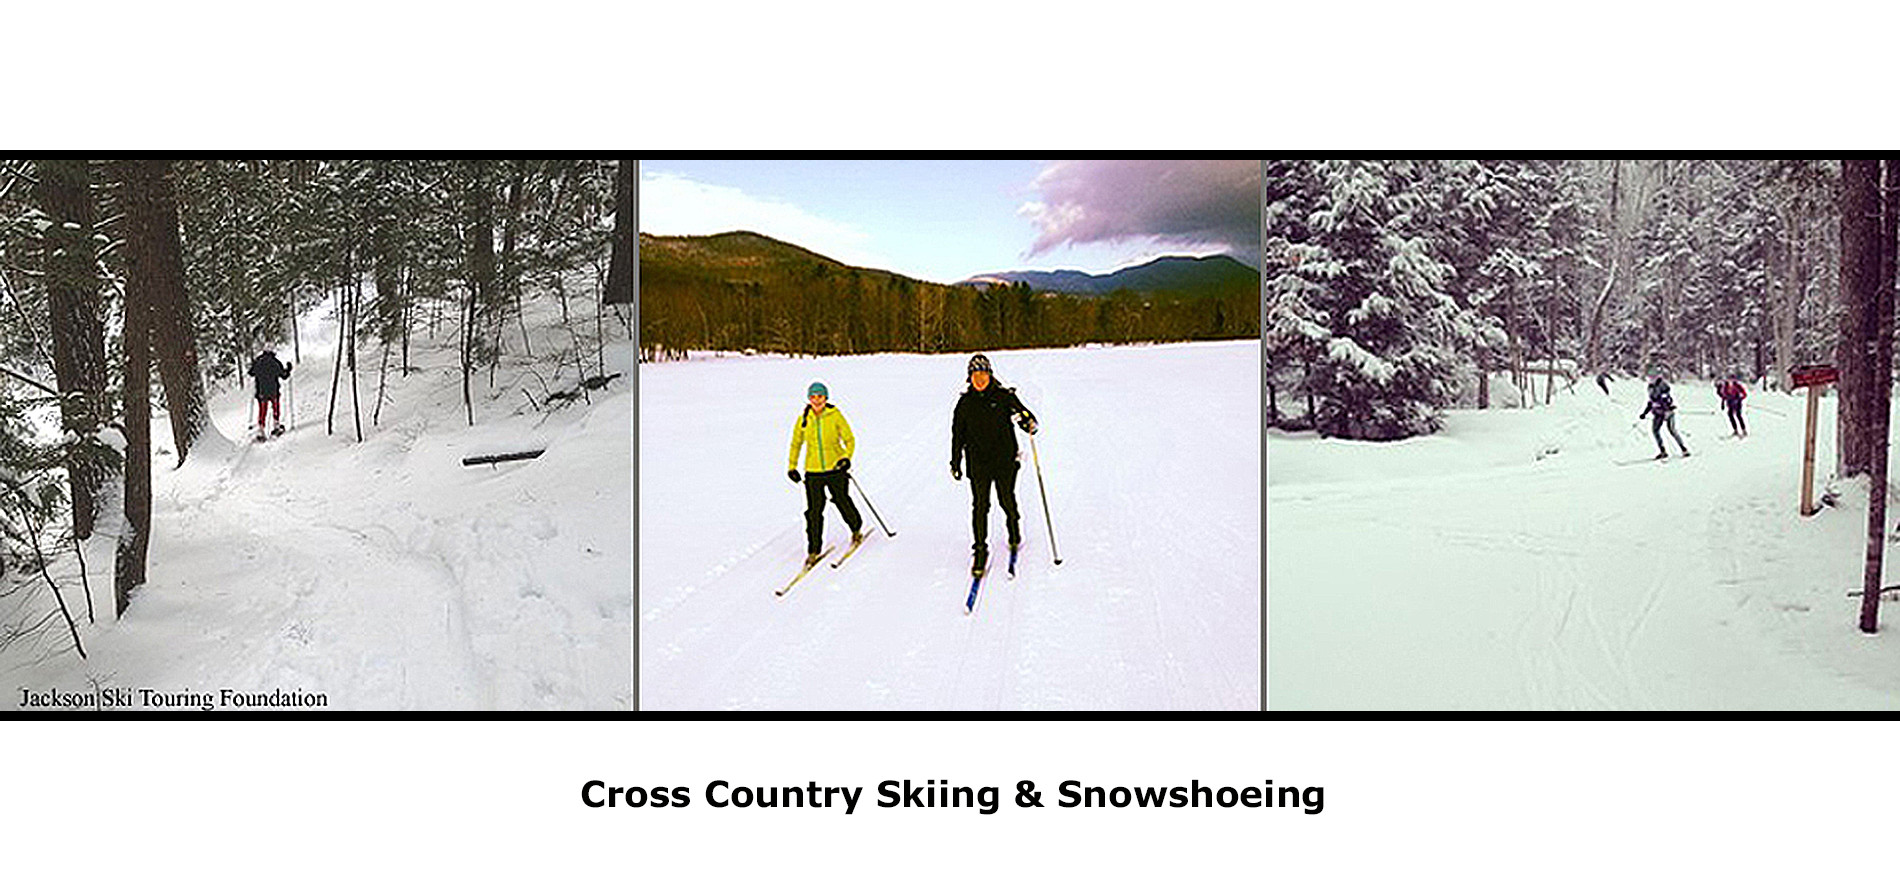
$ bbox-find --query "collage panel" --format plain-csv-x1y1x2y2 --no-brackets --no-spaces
3,159,633,712
1267,158,1900,711
636,159,1262,711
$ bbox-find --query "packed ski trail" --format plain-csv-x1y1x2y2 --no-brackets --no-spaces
640,341,1260,711
1272,382,1900,710
5,299,632,711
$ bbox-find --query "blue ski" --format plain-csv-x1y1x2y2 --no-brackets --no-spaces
964,569,986,614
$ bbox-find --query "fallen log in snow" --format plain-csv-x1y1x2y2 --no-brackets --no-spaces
462,450,546,467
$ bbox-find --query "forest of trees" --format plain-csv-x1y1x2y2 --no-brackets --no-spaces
638,231,1262,362
0,159,630,659
1265,160,1845,441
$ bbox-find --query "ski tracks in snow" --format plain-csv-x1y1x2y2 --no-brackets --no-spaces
1274,395,1900,710
641,344,1261,711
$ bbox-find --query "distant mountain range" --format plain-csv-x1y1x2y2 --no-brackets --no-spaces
960,255,1261,298
639,230,1261,353
640,230,1261,301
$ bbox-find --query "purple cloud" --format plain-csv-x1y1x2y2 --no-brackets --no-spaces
1021,160,1262,267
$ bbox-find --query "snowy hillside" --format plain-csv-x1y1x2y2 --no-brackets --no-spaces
639,341,1260,711
4,295,632,711
1271,378,1900,710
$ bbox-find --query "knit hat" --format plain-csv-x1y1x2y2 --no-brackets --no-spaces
807,382,828,399
968,354,992,376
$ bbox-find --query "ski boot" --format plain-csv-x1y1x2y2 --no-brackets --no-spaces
971,547,989,578
271,423,286,438
803,551,824,569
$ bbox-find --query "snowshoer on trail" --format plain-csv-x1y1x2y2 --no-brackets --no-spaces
248,350,292,441
1640,374,1689,459
951,353,1038,576
1716,375,1748,437
787,381,862,568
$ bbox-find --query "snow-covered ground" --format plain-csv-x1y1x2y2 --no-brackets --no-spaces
3,294,632,711
1271,377,1900,710
639,341,1261,711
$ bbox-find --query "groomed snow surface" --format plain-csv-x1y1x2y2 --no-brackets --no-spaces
4,296,632,711
1272,378,1900,710
640,341,1261,711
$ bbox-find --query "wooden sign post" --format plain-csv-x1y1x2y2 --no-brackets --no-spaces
1792,364,1840,516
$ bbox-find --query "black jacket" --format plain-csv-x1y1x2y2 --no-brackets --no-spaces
952,383,1032,474
249,353,292,399
1641,381,1675,418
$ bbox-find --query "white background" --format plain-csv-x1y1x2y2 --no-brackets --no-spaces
10,721,1898,866
7,4,1900,862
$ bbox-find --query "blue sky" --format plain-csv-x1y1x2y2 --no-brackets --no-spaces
640,160,1261,285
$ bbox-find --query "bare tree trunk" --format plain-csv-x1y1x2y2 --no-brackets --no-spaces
349,272,363,442
31,159,109,539
114,188,155,616
499,161,528,377
119,160,209,466
606,159,634,305
468,161,498,394
327,279,343,436
461,277,476,427
371,161,404,346
1771,223,1797,394
1583,259,1617,376
1861,160,1898,633
1841,161,1879,479
373,265,394,424
1544,277,1557,404
400,266,411,375
289,283,300,364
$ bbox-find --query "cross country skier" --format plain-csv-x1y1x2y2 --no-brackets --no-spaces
1716,375,1748,437
248,350,292,441
787,381,863,569
950,354,1038,576
1640,374,1690,459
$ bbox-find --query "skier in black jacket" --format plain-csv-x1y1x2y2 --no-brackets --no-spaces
249,350,292,441
951,353,1038,575
1640,374,1689,459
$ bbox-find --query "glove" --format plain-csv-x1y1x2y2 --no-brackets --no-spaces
788,469,801,483
950,463,962,481
835,457,851,472
1016,412,1038,435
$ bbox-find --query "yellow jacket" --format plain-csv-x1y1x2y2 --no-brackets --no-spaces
788,403,855,473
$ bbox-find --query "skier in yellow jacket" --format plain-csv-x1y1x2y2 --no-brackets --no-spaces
787,381,864,566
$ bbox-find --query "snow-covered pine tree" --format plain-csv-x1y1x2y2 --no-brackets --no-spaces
1288,160,1485,440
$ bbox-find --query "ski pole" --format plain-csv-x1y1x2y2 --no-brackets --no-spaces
848,473,896,537
1029,432,1061,565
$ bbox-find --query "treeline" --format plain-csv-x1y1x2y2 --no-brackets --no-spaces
639,232,1260,361
0,159,632,660
1266,160,1843,440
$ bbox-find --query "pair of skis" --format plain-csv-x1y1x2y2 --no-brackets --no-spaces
963,544,1019,615
774,532,872,597
772,532,1023,616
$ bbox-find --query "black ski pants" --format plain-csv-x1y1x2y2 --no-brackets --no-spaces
1725,398,1746,435
803,470,862,554
969,462,1021,554
1651,410,1688,454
